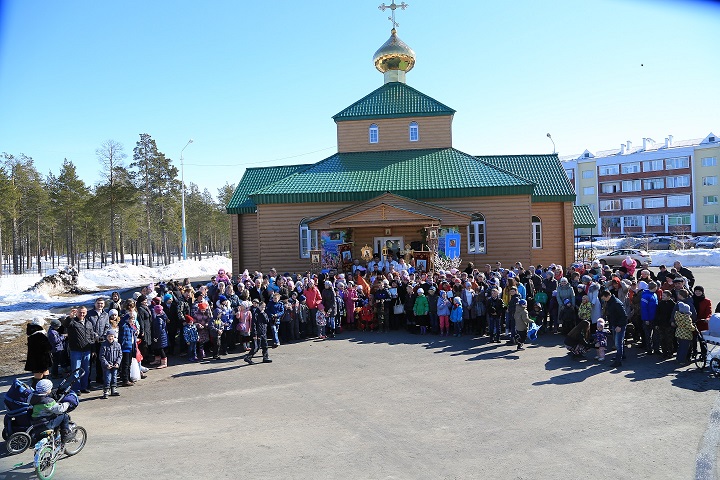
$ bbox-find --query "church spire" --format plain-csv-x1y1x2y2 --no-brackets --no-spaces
373,2,415,84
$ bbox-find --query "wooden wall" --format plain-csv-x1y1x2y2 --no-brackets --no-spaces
230,196,573,274
337,116,453,153
231,215,240,274
530,202,574,268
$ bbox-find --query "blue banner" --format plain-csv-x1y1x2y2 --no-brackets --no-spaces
445,233,461,259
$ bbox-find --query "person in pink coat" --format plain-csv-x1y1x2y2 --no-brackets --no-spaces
343,282,358,328
622,256,637,278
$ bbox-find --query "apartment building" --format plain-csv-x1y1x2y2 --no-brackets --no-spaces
563,132,720,235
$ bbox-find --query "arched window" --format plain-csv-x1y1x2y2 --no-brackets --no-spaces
467,213,486,254
532,215,542,249
299,219,319,258
409,121,419,142
369,124,379,144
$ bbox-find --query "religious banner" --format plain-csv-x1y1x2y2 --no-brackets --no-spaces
337,243,353,272
413,250,431,273
320,230,346,269
445,233,461,259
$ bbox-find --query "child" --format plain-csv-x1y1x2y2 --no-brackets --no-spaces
578,295,592,325
486,288,505,343
108,309,120,331
235,303,252,352
316,303,328,339
99,329,122,398
674,302,694,364
413,288,430,335
514,299,530,350
529,302,544,334
48,319,65,379
593,318,609,361
450,297,463,337
437,291,451,336
506,287,520,345
183,315,199,361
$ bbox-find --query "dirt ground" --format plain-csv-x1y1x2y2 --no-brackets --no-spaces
0,334,28,378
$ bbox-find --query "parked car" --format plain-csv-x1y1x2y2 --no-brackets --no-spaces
695,236,720,249
596,249,652,268
631,236,679,251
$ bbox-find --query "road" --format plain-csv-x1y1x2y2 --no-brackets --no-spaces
1,267,719,479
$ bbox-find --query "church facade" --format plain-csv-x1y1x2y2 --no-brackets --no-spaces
226,27,577,274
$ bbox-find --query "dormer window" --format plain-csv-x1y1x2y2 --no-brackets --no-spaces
409,121,419,142
369,124,379,144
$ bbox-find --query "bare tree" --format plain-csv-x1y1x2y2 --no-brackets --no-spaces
96,140,127,264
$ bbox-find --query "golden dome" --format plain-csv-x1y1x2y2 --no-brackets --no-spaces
373,28,415,74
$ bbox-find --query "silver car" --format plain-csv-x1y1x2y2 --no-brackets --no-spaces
695,236,720,249
596,248,652,268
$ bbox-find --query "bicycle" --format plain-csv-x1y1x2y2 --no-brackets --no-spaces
33,420,87,480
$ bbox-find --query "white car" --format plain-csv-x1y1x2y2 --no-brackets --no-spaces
596,248,652,268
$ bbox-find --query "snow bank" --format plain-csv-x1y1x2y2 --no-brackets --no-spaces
0,256,232,338
649,249,720,268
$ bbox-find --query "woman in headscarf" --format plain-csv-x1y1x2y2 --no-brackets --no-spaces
25,317,53,388
622,256,637,278
693,286,713,332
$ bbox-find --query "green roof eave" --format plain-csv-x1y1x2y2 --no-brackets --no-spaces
533,195,577,203
250,185,534,206
573,204,597,228
333,111,454,122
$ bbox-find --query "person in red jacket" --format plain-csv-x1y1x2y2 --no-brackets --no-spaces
693,286,713,331
303,280,322,337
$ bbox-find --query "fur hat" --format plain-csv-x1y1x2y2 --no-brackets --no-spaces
678,302,691,314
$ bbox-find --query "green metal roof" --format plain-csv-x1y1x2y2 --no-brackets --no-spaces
478,154,577,202
248,148,534,205
332,82,456,122
226,164,312,214
573,205,597,229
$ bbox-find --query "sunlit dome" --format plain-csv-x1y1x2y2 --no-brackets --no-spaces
373,28,415,74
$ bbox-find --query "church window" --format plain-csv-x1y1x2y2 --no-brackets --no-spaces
369,124,379,144
409,122,419,142
299,220,319,258
467,213,486,254
532,216,542,249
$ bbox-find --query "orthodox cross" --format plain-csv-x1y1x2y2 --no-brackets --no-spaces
378,1,408,29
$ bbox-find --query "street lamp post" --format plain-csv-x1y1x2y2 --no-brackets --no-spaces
546,133,556,154
180,139,193,260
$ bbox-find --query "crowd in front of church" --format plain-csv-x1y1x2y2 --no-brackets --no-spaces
24,255,720,398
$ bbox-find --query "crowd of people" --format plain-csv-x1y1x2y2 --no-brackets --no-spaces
23,257,720,395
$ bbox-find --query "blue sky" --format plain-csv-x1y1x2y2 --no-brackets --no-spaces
0,0,718,199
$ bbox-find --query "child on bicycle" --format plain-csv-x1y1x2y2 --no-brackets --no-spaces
30,379,72,443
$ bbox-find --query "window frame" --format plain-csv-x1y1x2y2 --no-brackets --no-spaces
369,124,379,144
644,197,664,209
598,164,619,176
582,186,596,196
643,159,664,172
622,179,641,192
646,215,664,227
666,156,689,170
581,170,594,179
621,162,640,174
409,121,419,142
467,213,486,254
643,178,665,190
666,175,690,188
600,182,619,194
667,194,691,208
701,157,717,167
531,216,542,249
702,176,718,186
704,195,719,205
622,198,642,210
599,199,621,211
299,221,319,259
704,215,719,225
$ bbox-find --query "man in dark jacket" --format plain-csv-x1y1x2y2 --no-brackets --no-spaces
65,306,97,393
601,290,628,368
244,301,272,364
87,297,109,385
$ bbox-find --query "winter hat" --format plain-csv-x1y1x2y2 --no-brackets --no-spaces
453,296,461,304
136,294,147,304
417,288,424,295
50,319,61,328
198,302,209,310
637,281,648,290
559,278,569,285
218,295,228,303
35,379,53,394
153,304,164,314
163,293,173,302
299,295,306,302
678,302,691,314
151,296,162,305
31,317,44,326
133,292,141,300
648,282,658,291
506,271,515,278
597,318,605,328
108,309,119,317
106,329,117,337
184,315,194,323
518,299,527,306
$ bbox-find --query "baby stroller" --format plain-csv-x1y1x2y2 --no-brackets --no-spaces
2,368,82,455
2,378,35,454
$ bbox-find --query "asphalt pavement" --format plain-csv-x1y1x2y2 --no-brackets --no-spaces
1,267,719,480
